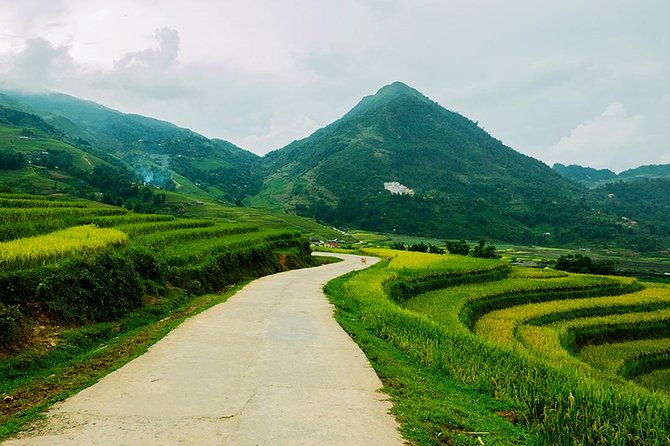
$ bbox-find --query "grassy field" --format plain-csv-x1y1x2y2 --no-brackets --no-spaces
326,248,670,445
3,187,670,444
164,191,355,242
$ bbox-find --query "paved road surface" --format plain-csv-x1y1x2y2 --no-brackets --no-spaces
4,253,403,446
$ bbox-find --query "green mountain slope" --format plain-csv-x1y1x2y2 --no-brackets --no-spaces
252,82,625,245
619,164,670,181
553,162,670,188
0,91,262,203
0,105,108,194
0,106,171,211
552,163,617,186
592,179,670,251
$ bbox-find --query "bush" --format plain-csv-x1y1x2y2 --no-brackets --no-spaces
471,239,498,258
0,303,22,347
36,249,144,323
427,244,444,254
555,254,616,275
407,242,428,252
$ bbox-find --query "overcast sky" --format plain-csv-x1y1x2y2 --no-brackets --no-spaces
0,0,668,172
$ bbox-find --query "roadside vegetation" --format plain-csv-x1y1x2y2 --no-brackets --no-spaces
326,248,670,445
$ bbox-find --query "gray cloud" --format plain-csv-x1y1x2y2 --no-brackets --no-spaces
94,27,196,101
114,28,179,73
0,37,75,91
0,0,668,170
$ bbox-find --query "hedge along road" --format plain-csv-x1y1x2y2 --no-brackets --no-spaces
4,252,403,446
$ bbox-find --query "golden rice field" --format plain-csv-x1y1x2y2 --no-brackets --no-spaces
0,193,304,270
0,225,127,268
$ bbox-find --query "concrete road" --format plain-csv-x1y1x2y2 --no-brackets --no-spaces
4,253,403,446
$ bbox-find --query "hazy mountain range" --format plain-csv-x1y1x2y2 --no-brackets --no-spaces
1,82,668,251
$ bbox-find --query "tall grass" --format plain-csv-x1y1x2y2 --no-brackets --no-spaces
159,230,302,265
132,223,259,248
0,198,86,208
0,225,127,269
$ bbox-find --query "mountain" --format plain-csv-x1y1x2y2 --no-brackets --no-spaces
252,82,634,245
0,91,262,203
0,104,177,211
619,164,670,181
591,178,670,251
553,162,670,188
552,163,616,185
2,84,667,250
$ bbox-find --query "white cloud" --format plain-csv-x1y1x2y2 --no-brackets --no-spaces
0,37,76,91
544,102,669,172
545,103,644,171
237,115,321,154
114,28,179,73
93,27,195,100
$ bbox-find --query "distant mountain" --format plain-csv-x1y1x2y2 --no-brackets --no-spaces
252,82,638,245
2,85,667,250
619,164,670,181
0,91,262,202
553,162,670,187
592,178,670,251
552,163,616,185
0,104,175,210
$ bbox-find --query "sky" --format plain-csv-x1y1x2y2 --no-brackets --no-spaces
0,0,668,172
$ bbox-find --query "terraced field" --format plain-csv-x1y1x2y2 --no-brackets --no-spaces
0,192,313,344
327,248,670,445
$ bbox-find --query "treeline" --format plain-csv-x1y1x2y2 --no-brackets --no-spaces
390,238,499,259
0,150,25,170
389,241,444,254
88,165,167,212
554,253,616,275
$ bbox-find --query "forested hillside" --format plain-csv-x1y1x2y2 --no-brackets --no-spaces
253,82,664,249
0,91,263,203
2,84,668,252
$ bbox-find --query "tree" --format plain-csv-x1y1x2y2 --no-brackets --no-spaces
472,239,498,258
427,244,445,254
408,242,428,253
555,254,616,275
0,150,26,170
446,239,470,256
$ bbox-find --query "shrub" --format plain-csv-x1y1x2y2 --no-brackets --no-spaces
389,242,406,251
36,249,144,323
0,303,23,347
445,239,470,255
471,238,498,258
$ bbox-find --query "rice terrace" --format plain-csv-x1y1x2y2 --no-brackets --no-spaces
2,2,670,443
1,190,670,444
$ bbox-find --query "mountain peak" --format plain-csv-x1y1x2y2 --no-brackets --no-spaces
374,81,425,99
343,81,432,120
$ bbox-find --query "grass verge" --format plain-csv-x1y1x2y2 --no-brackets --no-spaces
326,270,536,445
